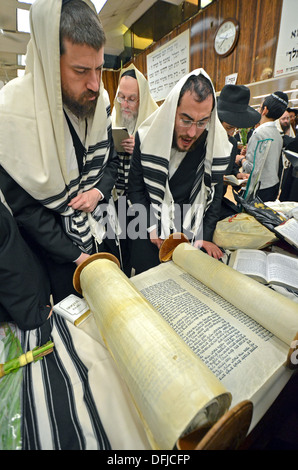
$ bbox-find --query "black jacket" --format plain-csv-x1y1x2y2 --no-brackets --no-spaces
0,201,51,330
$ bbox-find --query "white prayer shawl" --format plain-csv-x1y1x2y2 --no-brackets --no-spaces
0,0,112,253
111,64,158,198
112,64,158,135
137,68,232,239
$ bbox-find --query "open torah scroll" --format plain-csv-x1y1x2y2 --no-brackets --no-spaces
73,243,298,450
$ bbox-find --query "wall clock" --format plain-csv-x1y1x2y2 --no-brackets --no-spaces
214,19,240,57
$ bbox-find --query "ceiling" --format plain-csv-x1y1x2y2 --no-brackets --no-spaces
0,0,186,83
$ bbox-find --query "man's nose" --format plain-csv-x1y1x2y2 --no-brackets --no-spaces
87,70,100,92
186,123,197,137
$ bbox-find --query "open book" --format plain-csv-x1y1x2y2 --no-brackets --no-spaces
224,174,248,186
73,244,298,450
274,218,298,251
228,248,298,292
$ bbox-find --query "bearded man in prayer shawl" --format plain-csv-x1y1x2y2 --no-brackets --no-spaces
111,64,158,275
128,69,232,274
0,0,119,303
112,64,158,198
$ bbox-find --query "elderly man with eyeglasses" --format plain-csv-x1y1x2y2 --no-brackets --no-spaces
111,65,158,275
112,65,158,198
127,69,232,274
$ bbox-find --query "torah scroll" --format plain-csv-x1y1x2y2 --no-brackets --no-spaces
74,255,231,450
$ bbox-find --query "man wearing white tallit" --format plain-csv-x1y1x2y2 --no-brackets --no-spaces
0,0,119,302
128,70,232,274
111,64,158,275
112,64,158,198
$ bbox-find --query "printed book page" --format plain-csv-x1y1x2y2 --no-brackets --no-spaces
229,249,298,291
224,175,248,186
132,258,289,409
229,249,268,283
275,218,298,249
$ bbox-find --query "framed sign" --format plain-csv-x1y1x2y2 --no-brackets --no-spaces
274,0,298,77
147,30,189,102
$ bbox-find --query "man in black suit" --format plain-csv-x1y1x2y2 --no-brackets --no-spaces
127,69,232,274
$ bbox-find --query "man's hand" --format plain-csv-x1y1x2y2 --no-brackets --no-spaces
75,252,90,266
149,228,164,250
194,239,223,259
121,135,135,154
68,188,103,213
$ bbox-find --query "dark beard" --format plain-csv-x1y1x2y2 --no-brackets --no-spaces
172,129,207,152
62,90,99,119
281,123,290,133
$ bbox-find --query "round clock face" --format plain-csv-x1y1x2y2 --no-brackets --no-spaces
214,20,239,57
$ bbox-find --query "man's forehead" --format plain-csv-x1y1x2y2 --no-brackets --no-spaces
177,91,213,116
119,76,139,95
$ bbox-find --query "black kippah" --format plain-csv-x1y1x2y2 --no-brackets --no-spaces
121,69,136,79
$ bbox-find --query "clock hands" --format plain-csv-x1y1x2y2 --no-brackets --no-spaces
219,34,228,49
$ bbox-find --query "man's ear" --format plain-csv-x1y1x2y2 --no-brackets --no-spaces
261,105,269,116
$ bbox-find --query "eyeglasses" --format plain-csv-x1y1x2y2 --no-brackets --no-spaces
116,95,139,106
179,118,210,129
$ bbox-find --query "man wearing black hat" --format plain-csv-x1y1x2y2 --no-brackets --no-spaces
217,85,261,194
236,91,288,201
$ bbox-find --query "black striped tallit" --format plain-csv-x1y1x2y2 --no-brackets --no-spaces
38,114,112,254
21,314,111,450
141,148,226,237
114,152,131,197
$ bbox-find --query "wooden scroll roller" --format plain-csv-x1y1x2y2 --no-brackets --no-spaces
287,331,298,369
177,399,253,450
73,252,120,294
159,232,190,262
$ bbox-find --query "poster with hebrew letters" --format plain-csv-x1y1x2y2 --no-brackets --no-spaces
147,30,189,102
274,0,298,77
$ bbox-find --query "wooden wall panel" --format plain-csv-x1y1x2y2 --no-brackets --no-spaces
103,0,283,104
190,1,219,84
248,0,282,83
102,69,120,107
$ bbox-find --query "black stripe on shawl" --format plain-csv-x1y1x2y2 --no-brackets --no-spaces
87,139,110,154
211,156,230,172
22,328,42,450
39,186,69,207
22,316,111,450
144,182,166,202
54,315,110,449
141,153,169,170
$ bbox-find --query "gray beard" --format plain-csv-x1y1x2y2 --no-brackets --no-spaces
122,115,137,135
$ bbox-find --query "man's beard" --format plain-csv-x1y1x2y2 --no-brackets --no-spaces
62,88,99,119
172,129,206,152
121,110,137,134
281,122,290,133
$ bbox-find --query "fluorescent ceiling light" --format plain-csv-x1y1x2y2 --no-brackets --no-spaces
92,0,108,12
17,8,30,33
19,0,106,11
